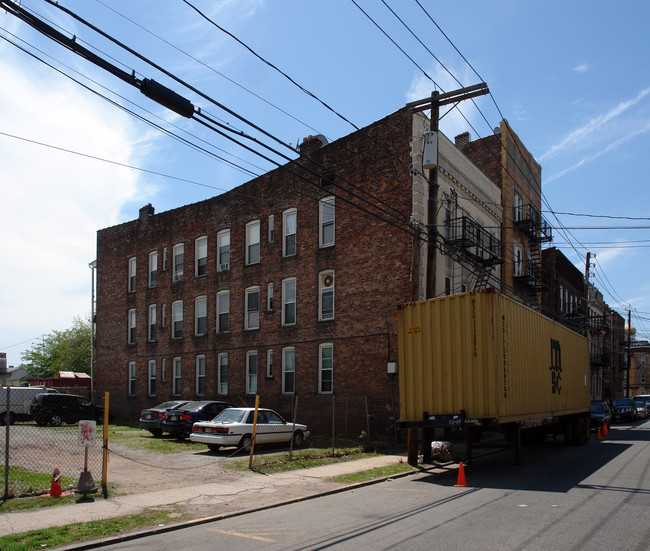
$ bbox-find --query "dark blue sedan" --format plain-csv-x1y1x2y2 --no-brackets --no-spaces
161,400,234,439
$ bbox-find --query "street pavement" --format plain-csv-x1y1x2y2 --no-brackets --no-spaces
0,453,423,539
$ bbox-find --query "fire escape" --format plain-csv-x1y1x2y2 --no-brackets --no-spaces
513,204,552,298
444,215,503,290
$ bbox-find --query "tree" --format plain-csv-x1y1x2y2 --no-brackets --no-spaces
21,316,91,378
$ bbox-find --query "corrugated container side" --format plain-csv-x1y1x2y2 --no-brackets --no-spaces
398,291,590,424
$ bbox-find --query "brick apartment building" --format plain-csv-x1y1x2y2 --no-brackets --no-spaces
94,104,503,436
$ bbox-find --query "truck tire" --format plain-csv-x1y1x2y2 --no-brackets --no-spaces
0,412,14,425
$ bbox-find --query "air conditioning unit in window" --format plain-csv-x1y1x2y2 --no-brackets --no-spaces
219,263,230,272
321,273,334,287
173,271,183,282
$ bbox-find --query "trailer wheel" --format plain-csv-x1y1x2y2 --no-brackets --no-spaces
577,414,590,445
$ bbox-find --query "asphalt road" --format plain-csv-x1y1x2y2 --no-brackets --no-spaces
84,419,650,550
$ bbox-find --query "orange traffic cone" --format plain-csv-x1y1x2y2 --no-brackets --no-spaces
49,468,62,497
597,427,602,440
454,462,468,487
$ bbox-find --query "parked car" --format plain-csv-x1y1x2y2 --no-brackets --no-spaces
162,400,234,439
139,400,190,436
634,399,647,420
634,395,650,417
190,407,309,452
611,397,637,423
1,386,59,425
590,401,612,431
30,393,104,426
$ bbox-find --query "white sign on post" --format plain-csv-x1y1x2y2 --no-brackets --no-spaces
78,420,97,447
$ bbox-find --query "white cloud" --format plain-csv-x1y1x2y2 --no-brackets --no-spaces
0,53,146,366
540,87,650,162
573,63,589,73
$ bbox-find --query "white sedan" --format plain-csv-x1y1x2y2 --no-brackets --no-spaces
190,407,309,452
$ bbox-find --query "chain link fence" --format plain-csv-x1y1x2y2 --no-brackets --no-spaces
1,388,108,499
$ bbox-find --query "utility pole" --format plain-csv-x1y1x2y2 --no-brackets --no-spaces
627,310,632,398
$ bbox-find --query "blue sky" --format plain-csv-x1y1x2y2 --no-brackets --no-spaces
1,0,649,367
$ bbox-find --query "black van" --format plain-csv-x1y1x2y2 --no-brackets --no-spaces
30,393,104,426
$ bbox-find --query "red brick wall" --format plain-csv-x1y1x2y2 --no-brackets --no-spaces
95,108,415,436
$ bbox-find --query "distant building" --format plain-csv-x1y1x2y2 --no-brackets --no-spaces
630,340,649,396
94,104,504,435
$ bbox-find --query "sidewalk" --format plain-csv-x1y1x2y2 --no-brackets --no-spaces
0,454,413,538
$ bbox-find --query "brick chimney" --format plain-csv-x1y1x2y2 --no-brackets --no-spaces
299,134,327,157
139,203,155,221
454,132,471,148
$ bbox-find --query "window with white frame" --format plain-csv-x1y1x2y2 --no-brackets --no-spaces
319,197,335,247
162,247,168,271
282,347,295,394
162,304,167,327
195,236,207,277
268,215,275,242
172,300,183,338
148,304,156,342
283,209,297,257
266,349,274,378
282,278,296,326
172,357,182,395
513,192,523,223
128,257,136,292
161,358,166,382
148,251,158,288
195,296,207,336
172,243,184,282
319,343,333,394
246,350,258,394
319,271,334,321
513,244,523,276
218,353,228,395
128,308,136,344
148,360,156,396
128,361,136,396
245,286,260,330
196,355,206,396
267,283,274,311
217,291,230,333
217,229,230,272
246,221,260,265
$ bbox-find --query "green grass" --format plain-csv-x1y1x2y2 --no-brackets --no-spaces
231,446,379,474
329,462,417,484
0,507,188,551
105,425,207,453
0,466,76,499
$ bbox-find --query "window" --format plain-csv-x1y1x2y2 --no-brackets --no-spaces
282,347,295,394
319,271,334,321
172,243,184,282
445,277,451,296
444,201,453,240
514,244,523,276
217,291,230,333
172,300,183,338
246,351,258,394
195,236,207,277
267,283,274,311
245,286,260,330
513,192,523,223
218,353,228,395
282,278,296,326
128,362,136,396
128,257,136,292
148,304,157,342
283,209,297,257
196,355,206,396
161,358,166,382
148,360,156,396
172,357,182,395
266,349,274,378
217,230,230,272
162,247,168,271
148,251,158,288
195,296,207,336
246,221,260,265
319,197,335,247
268,215,275,242
128,308,136,344
162,304,167,328
319,343,333,394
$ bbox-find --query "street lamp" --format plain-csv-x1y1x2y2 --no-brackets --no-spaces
89,260,97,403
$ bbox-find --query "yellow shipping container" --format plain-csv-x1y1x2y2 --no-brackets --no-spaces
398,290,590,425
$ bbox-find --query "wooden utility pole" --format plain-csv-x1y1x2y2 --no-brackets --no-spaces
627,310,632,397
